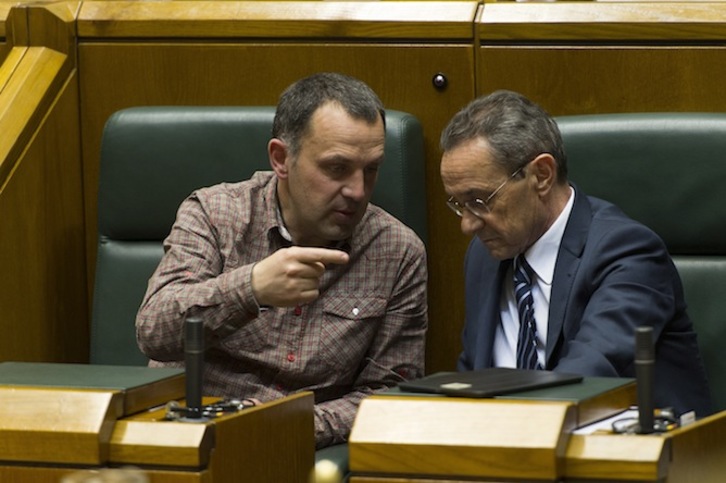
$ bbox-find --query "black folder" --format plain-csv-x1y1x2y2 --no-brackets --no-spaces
399,368,583,398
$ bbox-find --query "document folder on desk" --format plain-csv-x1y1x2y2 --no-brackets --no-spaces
399,368,583,398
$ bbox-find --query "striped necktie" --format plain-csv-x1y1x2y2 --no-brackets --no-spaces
514,255,542,370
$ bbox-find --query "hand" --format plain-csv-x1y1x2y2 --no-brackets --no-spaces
251,247,349,307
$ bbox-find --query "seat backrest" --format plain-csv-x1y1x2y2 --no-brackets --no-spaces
557,113,726,411
90,106,427,367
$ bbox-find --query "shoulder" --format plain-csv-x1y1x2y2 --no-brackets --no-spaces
356,204,426,258
565,187,666,254
584,195,664,246
187,171,274,220
571,194,675,280
193,171,273,204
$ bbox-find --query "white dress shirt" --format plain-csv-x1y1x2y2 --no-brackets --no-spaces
493,186,575,368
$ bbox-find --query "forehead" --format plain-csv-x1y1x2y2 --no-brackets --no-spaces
306,103,384,144
441,137,507,193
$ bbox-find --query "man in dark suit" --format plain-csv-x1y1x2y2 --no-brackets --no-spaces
439,90,713,417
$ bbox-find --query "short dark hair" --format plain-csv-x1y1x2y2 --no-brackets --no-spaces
440,90,567,181
272,72,385,157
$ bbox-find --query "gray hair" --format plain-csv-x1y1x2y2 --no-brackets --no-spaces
440,90,567,181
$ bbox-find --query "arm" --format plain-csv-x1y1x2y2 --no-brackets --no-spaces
313,238,428,448
552,220,682,377
137,192,350,361
136,193,261,360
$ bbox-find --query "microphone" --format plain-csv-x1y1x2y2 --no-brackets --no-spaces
185,315,204,418
635,326,655,434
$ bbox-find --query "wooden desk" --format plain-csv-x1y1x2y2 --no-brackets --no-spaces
348,394,726,482
0,363,315,483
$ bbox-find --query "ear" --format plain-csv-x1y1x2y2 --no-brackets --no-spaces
268,138,290,178
529,153,558,194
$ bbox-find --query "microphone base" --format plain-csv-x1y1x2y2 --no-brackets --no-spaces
612,407,680,434
164,398,255,422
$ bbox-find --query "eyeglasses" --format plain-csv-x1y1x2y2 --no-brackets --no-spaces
446,165,524,219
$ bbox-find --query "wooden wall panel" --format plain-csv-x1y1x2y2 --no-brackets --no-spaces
0,1,86,363
0,71,88,362
1,1,12,63
477,2,726,113
478,46,726,115
1,1,10,40
78,40,475,373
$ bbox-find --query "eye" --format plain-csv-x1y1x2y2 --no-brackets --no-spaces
365,164,380,175
326,164,348,176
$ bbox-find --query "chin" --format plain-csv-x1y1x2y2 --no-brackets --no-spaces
332,229,354,242
481,241,514,261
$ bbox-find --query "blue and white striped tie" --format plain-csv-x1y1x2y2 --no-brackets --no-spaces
514,255,542,370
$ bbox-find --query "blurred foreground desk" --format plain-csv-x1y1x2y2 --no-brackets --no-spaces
348,377,726,482
0,362,314,483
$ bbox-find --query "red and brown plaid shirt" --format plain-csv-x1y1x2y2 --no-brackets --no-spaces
137,171,427,448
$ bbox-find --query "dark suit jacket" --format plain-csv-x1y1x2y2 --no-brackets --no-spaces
458,185,713,417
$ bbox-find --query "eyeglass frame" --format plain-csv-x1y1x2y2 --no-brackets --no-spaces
446,164,526,218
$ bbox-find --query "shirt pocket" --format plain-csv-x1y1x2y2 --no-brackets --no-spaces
319,296,387,377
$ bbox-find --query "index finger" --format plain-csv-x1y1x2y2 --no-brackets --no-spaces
293,247,350,265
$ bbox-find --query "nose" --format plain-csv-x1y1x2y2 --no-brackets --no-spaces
460,209,485,236
342,170,366,202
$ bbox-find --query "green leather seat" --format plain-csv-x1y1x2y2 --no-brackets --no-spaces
91,106,427,477
557,113,726,412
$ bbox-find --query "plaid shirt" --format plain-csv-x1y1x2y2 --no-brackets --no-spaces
137,171,427,448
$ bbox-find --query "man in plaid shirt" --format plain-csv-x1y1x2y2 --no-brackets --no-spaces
136,72,428,448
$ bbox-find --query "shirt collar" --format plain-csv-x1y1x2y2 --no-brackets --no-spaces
523,185,575,285
266,176,350,252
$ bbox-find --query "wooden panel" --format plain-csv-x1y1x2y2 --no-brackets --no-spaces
565,411,726,481
477,3,726,115
110,392,314,481
0,467,207,483
0,54,88,363
0,0,11,39
351,479,470,483
78,39,475,374
78,1,477,39
27,0,79,57
479,2,726,41
0,387,122,464
110,419,213,467
210,391,315,482
350,396,576,480
1,392,312,482
565,433,669,480
2,0,28,48
0,45,23,90
667,410,726,482
477,45,726,115
0,47,66,176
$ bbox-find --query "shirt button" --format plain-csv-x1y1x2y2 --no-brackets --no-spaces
294,305,302,316
287,353,296,362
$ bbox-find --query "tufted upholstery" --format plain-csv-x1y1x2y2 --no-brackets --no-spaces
557,113,726,412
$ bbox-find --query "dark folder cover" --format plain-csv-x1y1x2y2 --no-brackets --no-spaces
399,368,583,398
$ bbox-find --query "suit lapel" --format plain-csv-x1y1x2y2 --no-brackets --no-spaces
475,260,511,367
546,186,591,365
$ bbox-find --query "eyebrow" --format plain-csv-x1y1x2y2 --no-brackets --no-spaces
457,187,494,201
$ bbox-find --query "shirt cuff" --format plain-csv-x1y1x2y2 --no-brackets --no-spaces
218,263,263,318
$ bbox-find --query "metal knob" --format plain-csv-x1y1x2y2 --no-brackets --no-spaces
432,73,448,90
